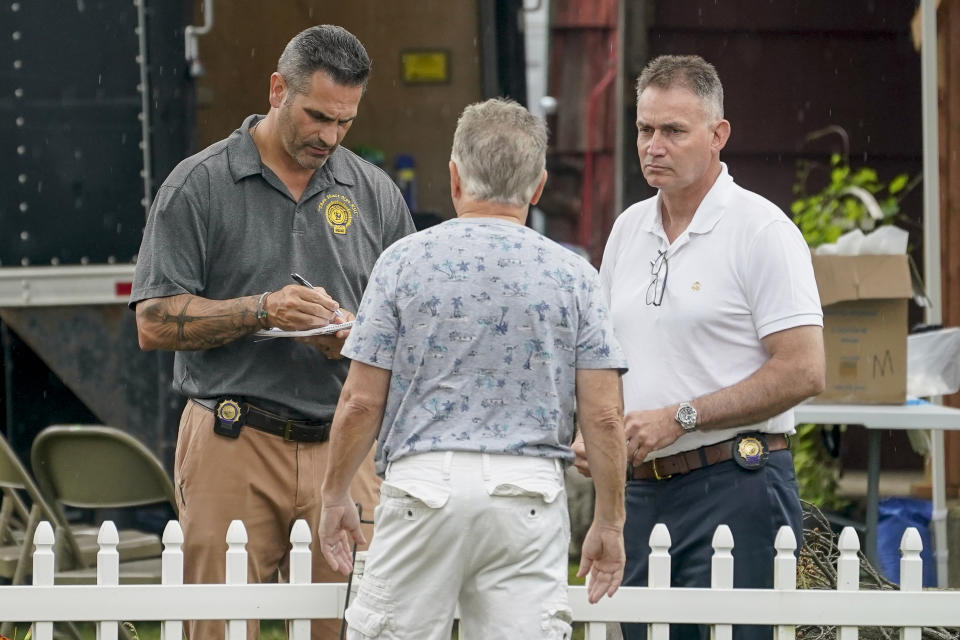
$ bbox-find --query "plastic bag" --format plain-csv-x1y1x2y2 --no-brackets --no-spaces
907,327,960,397
876,497,936,587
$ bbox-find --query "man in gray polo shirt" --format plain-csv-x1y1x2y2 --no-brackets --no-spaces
130,25,414,640
318,98,627,639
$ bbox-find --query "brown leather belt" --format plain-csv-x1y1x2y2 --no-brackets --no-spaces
630,433,788,481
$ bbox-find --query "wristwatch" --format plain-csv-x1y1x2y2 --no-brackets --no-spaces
675,402,698,433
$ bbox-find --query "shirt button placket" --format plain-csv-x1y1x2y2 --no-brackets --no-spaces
292,204,304,231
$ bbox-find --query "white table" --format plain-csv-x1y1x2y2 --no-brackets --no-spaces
794,401,960,587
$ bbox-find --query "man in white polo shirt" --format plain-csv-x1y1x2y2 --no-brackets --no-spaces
575,55,825,640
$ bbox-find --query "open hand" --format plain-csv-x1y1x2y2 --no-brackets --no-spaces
318,494,367,575
577,523,625,603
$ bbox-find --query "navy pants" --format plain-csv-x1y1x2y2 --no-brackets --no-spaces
620,450,803,640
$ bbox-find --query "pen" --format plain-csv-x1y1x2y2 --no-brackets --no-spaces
291,273,346,319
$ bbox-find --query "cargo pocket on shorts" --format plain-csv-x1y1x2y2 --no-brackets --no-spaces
541,603,574,639
345,604,389,639
345,574,393,639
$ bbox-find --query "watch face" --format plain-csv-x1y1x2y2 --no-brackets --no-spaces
677,404,697,429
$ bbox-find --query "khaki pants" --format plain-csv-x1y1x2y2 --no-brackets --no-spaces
175,400,380,640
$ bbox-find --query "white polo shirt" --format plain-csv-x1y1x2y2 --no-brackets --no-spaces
600,164,822,459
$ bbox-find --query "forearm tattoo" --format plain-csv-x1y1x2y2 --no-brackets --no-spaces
137,294,259,350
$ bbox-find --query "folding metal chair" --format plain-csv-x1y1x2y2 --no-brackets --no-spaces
29,424,178,585
0,430,58,587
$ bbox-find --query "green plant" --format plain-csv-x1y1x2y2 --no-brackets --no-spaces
791,423,848,510
788,137,920,510
790,152,918,248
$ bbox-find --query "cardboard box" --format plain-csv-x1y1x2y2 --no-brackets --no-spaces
812,254,913,404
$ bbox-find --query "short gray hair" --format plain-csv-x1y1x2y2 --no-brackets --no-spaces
277,25,371,98
450,98,547,207
636,55,724,122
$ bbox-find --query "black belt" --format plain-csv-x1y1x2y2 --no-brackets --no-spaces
198,398,332,443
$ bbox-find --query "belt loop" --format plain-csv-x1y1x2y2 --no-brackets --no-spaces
283,420,293,442
697,447,709,468
443,451,454,480
480,452,490,481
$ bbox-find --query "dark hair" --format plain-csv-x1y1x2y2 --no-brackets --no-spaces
277,25,371,96
635,55,724,121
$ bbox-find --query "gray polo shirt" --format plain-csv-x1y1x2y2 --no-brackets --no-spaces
131,114,415,419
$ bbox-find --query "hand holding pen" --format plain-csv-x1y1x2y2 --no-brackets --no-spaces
258,274,348,331
291,273,347,320
288,272,353,357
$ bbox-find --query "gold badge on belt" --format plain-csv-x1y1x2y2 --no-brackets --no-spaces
216,399,242,424
732,433,769,470
213,398,246,439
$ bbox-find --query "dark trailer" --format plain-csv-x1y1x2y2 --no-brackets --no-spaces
0,0,190,466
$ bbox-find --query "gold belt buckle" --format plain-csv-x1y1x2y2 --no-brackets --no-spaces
652,458,672,481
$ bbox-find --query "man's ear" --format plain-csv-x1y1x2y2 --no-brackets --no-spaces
712,119,731,153
530,170,548,206
449,160,462,200
268,72,287,109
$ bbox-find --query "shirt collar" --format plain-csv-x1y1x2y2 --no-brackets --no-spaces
227,114,356,187
227,114,263,182
685,162,732,235
639,162,734,239
322,143,356,186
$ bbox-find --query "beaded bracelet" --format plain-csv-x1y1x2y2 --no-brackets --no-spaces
256,291,272,328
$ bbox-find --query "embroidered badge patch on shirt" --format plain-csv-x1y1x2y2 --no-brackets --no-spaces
320,194,357,234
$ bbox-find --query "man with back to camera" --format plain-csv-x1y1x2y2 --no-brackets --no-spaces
317,98,629,639
574,55,825,640
130,25,415,640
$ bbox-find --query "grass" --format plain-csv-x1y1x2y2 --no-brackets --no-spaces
569,559,587,586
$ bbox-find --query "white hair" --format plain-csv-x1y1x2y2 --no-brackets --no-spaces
450,98,547,207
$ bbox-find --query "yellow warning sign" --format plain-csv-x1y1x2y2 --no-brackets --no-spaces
401,50,450,84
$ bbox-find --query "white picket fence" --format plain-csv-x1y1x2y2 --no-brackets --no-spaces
1,519,959,640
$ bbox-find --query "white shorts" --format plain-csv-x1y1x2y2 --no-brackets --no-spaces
345,451,573,640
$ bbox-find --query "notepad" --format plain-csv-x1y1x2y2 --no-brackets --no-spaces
254,321,354,339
